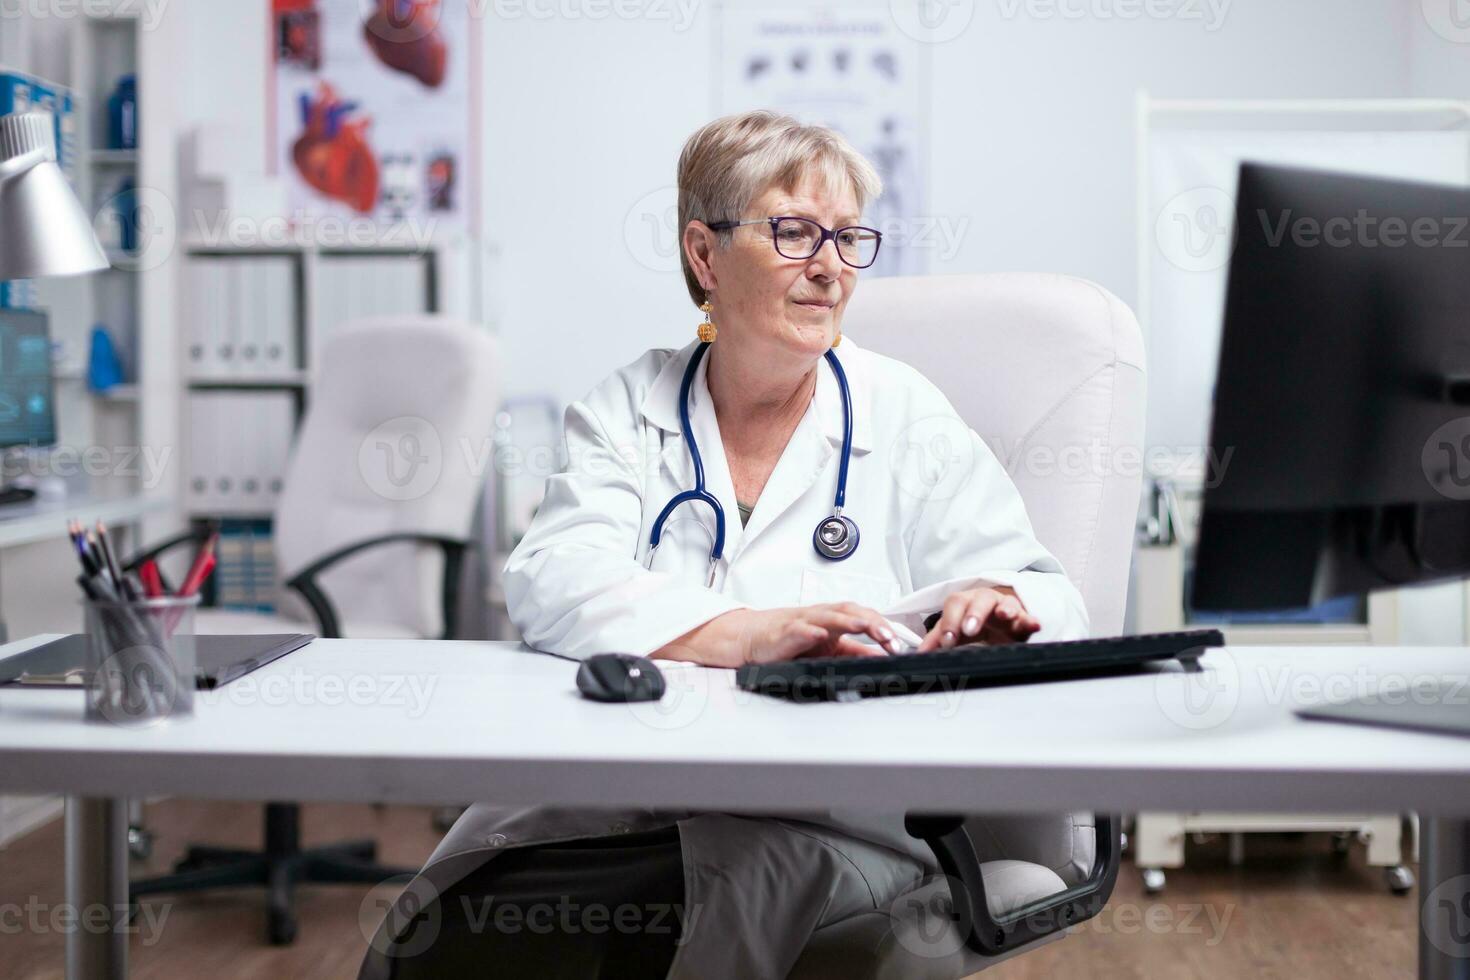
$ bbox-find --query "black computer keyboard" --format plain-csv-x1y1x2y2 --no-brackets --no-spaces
735,628,1225,702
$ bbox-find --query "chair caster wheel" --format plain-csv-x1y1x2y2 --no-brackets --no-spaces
1141,868,1166,894
127,826,153,861
1385,865,1415,895
268,908,297,945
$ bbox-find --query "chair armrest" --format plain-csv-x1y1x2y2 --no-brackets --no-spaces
283,533,469,640
966,811,1097,887
904,812,1121,956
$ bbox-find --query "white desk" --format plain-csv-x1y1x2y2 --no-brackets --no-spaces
1,637,1468,979
0,491,169,551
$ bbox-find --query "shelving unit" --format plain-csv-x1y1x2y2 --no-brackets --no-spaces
0,4,160,851
40,9,146,503
179,240,453,607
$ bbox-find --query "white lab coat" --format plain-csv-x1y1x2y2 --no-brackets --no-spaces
361,336,1089,980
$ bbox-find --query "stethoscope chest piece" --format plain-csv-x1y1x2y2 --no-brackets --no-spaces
813,512,860,561
649,341,864,572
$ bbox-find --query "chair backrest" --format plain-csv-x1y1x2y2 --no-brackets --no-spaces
842,273,1146,635
274,316,500,637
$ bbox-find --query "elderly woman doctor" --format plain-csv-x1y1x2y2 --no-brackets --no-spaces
362,111,1088,980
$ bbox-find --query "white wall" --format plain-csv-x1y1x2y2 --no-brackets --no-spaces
54,1,1422,412
486,0,1417,410
1410,0,1470,95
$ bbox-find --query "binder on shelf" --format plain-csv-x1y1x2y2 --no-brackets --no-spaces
219,261,240,377
214,520,277,612
186,256,300,382
187,392,215,512
314,254,429,358
234,261,256,375
263,257,298,376
187,391,297,516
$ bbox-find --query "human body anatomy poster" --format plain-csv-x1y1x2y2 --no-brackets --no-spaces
717,4,927,278
270,0,474,236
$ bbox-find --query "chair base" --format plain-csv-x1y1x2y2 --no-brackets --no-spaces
129,802,410,945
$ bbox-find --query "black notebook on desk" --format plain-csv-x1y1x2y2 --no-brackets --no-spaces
0,633,314,689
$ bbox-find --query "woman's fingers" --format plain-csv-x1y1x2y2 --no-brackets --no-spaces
759,595,1043,663
917,590,1043,651
830,635,890,658
988,595,1041,638
809,603,902,654
754,605,899,662
958,592,1004,642
919,592,994,652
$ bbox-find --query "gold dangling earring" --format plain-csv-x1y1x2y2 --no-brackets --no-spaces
831,328,842,348
697,301,717,343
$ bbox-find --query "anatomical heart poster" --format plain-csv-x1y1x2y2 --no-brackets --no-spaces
270,0,474,237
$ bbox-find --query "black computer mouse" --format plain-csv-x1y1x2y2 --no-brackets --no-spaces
575,653,666,703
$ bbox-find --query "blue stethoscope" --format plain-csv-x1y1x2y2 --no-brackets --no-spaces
645,341,860,586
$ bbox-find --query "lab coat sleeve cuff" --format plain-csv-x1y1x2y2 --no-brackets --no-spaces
882,570,1089,642
637,590,751,661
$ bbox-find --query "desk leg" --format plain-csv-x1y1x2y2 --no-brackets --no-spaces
65,796,129,980
1420,817,1470,980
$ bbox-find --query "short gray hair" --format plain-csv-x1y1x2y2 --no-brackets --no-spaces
676,110,883,307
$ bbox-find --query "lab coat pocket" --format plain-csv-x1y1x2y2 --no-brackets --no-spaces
799,568,901,611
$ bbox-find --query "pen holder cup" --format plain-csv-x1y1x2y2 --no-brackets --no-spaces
82,594,201,726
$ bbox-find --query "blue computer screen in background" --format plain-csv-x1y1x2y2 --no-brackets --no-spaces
0,310,57,450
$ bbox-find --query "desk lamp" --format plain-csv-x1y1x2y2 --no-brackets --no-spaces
0,112,109,279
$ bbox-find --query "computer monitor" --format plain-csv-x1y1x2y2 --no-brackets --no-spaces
0,309,57,450
1191,163,1470,612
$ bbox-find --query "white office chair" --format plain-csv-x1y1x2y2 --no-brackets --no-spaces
785,272,1147,979
132,316,500,640
128,316,500,944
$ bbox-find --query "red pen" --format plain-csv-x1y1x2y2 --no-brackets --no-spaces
139,559,165,598
178,534,218,598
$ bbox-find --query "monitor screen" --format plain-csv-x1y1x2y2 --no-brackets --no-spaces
0,310,57,451
1192,164,1470,611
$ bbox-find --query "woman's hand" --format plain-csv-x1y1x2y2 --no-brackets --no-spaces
915,586,1040,652
655,603,903,668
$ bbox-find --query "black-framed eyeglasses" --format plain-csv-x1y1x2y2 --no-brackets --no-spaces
708,216,883,269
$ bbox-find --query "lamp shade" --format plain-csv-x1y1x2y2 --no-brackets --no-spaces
0,113,109,280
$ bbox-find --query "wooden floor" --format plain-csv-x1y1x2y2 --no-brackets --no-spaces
1,801,1418,979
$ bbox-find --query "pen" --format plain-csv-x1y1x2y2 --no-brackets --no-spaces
139,559,165,599
178,551,216,599
68,519,100,577
178,533,218,598
94,521,137,601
